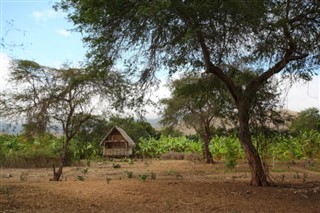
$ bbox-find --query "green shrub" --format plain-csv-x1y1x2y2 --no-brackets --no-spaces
138,136,202,158
139,174,149,182
210,136,240,168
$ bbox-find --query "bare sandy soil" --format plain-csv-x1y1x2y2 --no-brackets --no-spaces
1,160,320,213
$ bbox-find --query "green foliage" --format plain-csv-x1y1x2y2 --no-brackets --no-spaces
138,136,202,158
125,171,133,179
70,140,101,162
73,115,108,160
127,158,134,165
72,116,158,160
270,131,320,161
81,167,88,175
77,175,85,181
167,168,176,176
1,129,319,169
139,174,149,182
290,108,320,134
0,134,61,168
160,73,230,132
224,141,238,169
56,0,320,185
209,136,243,168
209,136,244,160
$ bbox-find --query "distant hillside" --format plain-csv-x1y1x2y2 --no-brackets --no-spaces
147,118,160,128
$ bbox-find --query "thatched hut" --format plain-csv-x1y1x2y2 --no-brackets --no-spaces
100,126,136,158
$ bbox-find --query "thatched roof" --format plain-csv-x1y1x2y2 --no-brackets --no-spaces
99,126,136,148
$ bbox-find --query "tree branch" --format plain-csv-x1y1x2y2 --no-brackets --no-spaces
195,29,240,103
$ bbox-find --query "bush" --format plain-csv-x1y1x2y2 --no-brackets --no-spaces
138,136,202,158
210,136,242,168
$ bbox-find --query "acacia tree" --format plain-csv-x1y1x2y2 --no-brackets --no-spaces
56,0,320,186
160,73,231,164
0,60,122,180
160,71,283,164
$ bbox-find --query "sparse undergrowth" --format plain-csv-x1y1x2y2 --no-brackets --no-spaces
1,160,320,213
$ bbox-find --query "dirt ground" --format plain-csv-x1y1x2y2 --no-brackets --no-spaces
1,159,320,213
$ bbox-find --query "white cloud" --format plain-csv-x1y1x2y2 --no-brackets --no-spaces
145,80,171,119
32,9,58,21
0,53,11,91
145,74,320,119
284,76,320,112
56,29,71,37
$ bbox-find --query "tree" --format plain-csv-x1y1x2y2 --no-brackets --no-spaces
56,0,320,186
289,107,320,134
160,70,284,164
160,73,231,163
73,115,109,160
0,60,119,180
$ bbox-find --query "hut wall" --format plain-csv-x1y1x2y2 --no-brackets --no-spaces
105,148,129,156
102,142,132,157
111,134,123,141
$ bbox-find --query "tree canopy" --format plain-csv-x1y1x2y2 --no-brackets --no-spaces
56,0,319,80
55,0,320,186
0,59,126,180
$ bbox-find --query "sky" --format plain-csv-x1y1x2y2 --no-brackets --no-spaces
0,0,319,120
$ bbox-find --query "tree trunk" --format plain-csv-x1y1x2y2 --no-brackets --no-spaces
51,139,70,181
204,138,214,164
238,103,269,186
203,127,214,164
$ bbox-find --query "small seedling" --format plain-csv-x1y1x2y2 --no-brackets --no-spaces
150,172,157,180
77,175,85,181
126,171,133,179
167,168,176,176
113,163,121,168
81,167,89,174
139,174,149,182
127,158,134,165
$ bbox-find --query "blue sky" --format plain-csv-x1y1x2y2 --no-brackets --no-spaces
0,0,319,119
1,0,86,67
